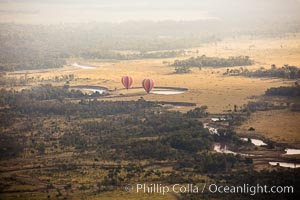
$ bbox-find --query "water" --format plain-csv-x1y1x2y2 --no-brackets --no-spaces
284,149,300,155
72,63,95,69
203,123,219,135
241,138,267,146
208,127,219,135
151,89,186,95
269,162,300,168
213,143,253,156
214,143,237,155
151,90,185,95
211,117,226,122
79,88,105,94
70,86,107,95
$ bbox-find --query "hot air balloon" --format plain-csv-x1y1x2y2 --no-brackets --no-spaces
142,79,154,93
121,76,133,89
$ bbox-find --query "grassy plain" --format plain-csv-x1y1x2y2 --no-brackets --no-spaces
24,35,300,114
2,35,300,200
87,190,178,200
12,35,299,148
235,110,300,147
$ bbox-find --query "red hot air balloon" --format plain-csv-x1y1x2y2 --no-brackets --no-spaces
121,76,133,89
142,79,154,93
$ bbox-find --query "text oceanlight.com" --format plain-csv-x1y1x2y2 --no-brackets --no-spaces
126,183,294,196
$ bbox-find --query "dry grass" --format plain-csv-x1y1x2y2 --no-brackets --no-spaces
235,110,300,147
8,35,300,145
1,35,300,200
85,190,178,200
30,35,300,113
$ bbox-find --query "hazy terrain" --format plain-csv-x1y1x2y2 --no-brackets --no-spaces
1,1,300,200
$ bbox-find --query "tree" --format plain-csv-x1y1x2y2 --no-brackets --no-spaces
175,66,191,74
234,104,238,112
37,143,46,154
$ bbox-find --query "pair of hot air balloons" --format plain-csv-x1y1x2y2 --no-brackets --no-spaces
121,76,154,93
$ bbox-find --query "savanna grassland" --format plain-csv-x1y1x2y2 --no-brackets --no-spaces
1,28,300,200
15,34,300,113
2,33,299,133
49,34,300,147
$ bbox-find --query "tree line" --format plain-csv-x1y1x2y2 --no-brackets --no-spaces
80,50,185,60
171,55,254,72
225,64,300,79
0,23,217,71
0,84,244,169
266,86,300,97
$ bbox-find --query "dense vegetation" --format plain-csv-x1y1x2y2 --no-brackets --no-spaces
1,5,300,198
174,65,192,74
0,85,214,157
0,84,88,106
0,85,299,200
81,50,186,60
265,86,300,97
0,73,82,87
0,23,218,71
171,55,254,69
0,85,252,190
183,170,300,200
264,86,300,111
186,106,209,118
226,64,300,79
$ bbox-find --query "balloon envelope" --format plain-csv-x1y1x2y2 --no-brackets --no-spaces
142,79,154,93
121,76,133,89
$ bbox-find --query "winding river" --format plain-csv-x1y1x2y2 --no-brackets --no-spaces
269,162,300,168
71,63,96,69
69,85,108,95
284,149,300,155
205,120,300,168
241,138,267,146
